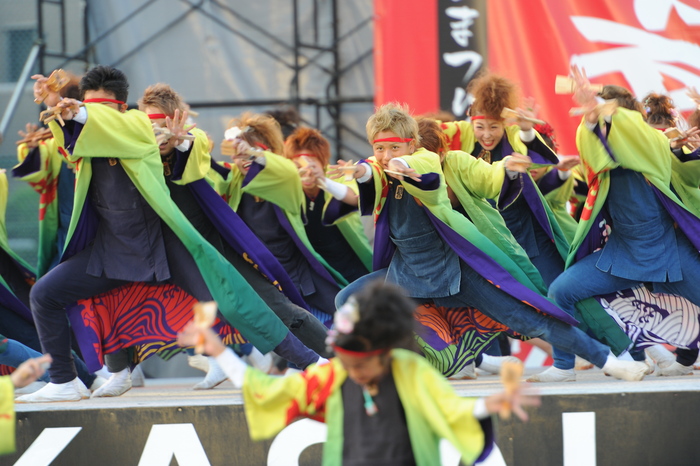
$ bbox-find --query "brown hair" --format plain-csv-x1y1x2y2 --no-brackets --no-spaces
284,127,331,167
416,117,448,155
138,83,186,116
599,85,645,117
643,93,676,128
226,112,285,155
468,73,519,119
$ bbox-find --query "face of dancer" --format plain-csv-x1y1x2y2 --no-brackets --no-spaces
336,351,391,387
143,105,177,157
372,130,415,169
84,89,127,113
472,118,505,151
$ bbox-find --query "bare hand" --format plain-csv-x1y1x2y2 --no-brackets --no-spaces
32,74,61,106
177,321,226,357
327,159,357,179
386,159,421,182
10,354,52,388
55,98,83,121
17,123,41,148
515,97,540,132
505,153,533,173
687,87,700,108
570,65,599,123
484,388,541,422
165,109,196,146
556,155,580,171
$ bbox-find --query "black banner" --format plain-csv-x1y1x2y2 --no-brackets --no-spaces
437,0,488,118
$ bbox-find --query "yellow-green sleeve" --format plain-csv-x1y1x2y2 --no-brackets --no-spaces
49,104,158,162
0,376,16,455
172,128,213,185
242,151,304,214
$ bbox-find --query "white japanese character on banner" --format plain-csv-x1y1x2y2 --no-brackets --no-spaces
570,0,700,112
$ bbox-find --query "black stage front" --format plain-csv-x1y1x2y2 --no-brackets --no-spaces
3,368,699,466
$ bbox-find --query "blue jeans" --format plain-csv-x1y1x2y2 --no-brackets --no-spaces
549,231,700,369
0,338,49,382
335,269,389,309
436,261,610,368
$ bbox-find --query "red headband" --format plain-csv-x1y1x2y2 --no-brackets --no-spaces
332,345,387,358
471,115,500,121
373,137,413,143
293,153,317,159
147,113,169,120
83,98,125,105
254,142,269,151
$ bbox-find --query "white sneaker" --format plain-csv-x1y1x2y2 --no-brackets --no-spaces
526,366,576,383
91,368,132,397
16,378,83,403
601,354,647,381
14,381,47,396
243,348,273,373
193,358,228,390
448,362,477,380
131,365,145,387
645,345,675,370
658,361,693,377
187,354,210,373
477,354,520,375
575,356,594,370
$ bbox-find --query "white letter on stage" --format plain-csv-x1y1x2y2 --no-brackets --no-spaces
563,412,596,466
14,427,82,466
138,424,210,466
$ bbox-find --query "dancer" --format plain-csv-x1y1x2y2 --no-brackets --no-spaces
178,281,538,466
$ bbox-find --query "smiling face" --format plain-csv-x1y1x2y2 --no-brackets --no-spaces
372,130,414,169
472,118,505,151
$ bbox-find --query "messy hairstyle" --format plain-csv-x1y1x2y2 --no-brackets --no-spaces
642,93,676,128
366,102,420,145
599,85,645,117
80,65,129,103
334,280,417,353
284,127,332,167
468,73,519,119
416,117,448,155
138,83,186,116
227,112,285,155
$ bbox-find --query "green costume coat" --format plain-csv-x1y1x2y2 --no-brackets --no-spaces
49,104,288,353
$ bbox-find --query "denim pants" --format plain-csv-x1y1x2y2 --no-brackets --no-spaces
0,337,49,382
436,261,610,368
549,230,700,369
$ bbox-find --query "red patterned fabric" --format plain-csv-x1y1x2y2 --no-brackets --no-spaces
67,282,245,372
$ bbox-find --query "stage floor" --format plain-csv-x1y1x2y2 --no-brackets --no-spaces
15,366,700,413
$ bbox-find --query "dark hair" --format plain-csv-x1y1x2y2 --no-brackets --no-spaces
79,65,129,102
643,93,676,128
599,85,645,117
334,281,417,353
265,106,302,140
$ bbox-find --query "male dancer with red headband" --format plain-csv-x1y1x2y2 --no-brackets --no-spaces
19,66,321,402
